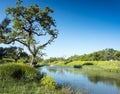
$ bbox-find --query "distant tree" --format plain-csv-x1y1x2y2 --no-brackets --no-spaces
78,48,120,61
0,0,58,67
0,47,7,59
6,46,29,62
114,52,120,61
44,57,65,64
65,55,79,64
34,56,44,63
104,48,116,61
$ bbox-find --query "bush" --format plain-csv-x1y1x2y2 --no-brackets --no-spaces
83,62,93,66
0,63,43,81
73,65,82,68
0,58,14,64
41,76,56,89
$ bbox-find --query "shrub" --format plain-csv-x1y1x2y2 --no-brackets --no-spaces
0,58,14,64
73,65,82,68
83,62,93,66
0,63,43,81
41,76,56,89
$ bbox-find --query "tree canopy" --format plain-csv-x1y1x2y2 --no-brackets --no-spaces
0,47,7,59
66,48,120,62
0,0,58,66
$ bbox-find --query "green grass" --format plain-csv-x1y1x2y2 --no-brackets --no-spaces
0,80,75,94
0,63,43,81
0,63,77,94
54,61,120,73
0,58,15,64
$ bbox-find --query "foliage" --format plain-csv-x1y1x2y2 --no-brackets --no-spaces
0,63,43,81
64,48,120,62
73,65,82,68
0,63,76,94
0,46,29,64
0,58,14,64
0,47,7,59
34,56,44,63
41,76,56,89
44,57,65,64
5,46,29,62
0,0,58,66
83,62,93,66
79,48,120,61
65,55,79,64
0,64,77,94
55,60,120,73
0,80,74,94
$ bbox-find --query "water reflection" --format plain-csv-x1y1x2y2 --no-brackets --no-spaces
87,75,120,89
48,67,57,73
40,66,120,94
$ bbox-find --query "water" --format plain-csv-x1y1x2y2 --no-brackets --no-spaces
40,66,120,94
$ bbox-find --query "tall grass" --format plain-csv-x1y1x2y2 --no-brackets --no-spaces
54,61,120,73
0,80,78,94
0,63,77,94
0,63,43,81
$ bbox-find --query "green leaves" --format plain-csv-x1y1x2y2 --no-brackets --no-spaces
0,0,58,66
41,76,56,89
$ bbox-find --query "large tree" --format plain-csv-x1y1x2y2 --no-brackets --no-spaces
0,0,58,67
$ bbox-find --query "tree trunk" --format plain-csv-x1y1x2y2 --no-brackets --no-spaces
31,55,37,67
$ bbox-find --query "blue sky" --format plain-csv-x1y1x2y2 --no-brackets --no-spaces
0,0,120,58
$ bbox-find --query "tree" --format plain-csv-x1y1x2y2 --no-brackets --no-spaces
0,47,7,59
114,51,120,61
0,0,58,67
6,46,29,62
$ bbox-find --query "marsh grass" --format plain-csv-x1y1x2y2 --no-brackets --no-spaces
0,63,77,94
54,61,120,73
0,80,79,94
0,63,43,81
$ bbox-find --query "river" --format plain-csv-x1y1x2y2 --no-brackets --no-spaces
40,66,120,94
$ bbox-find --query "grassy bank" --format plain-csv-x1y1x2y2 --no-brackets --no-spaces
54,61,120,73
0,63,77,94
0,80,75,94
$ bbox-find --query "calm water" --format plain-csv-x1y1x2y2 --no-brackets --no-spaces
40,66,120,94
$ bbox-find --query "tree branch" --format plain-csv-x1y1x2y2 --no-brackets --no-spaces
33,31,47,36
36,36,55,53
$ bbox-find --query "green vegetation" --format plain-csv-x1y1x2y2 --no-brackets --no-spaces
0,46,29,63
0,63,43,80
41,48,120,73
0,49,120,94
0,0,119,93
41,76,56,89
0,63,75,94
0,80,74,94
0,0,58,67
43,57,65,65
65,48,120,62
54,61,120,73
73,65,82,68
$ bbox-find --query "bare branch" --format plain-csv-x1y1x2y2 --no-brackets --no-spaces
36,36,55,53
33,31,47,36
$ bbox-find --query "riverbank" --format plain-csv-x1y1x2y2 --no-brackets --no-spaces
53,61,120,73
0,80,76,94
0,63,76,94
40,66,120,94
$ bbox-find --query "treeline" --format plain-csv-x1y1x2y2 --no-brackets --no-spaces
0,46,43,64
1,48,120,64
44,48,120,64
65,48,120,63
0,47,29,63
79,48,120,61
